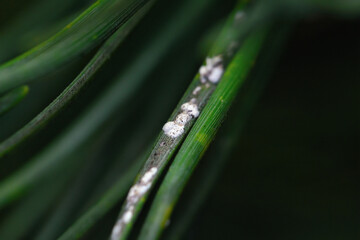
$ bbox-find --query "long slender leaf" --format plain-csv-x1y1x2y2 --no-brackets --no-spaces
137,27,269,240
0,0,150,94
57,151,145,240
0,85,29,116
34,127,127,240
0,0,211,210
0,0,89,63
0,55,144,208
108,3,253,239
165,24,291,239
36,35,197,239
0,132,108,240
0,1,152,158
0,175,68,240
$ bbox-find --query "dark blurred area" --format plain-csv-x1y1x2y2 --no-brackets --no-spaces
185,17,360,239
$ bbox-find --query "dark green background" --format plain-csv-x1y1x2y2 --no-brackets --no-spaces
184,18,360,239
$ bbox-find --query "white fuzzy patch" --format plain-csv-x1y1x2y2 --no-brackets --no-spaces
208,67,224,83
162,122,176,133
175,113,191,126
163,98,200,138
199,55,224,84
163,121,184,138
127,183,151,203
206,56,222,67
111,221,123,240
127,185,137,199
123,210,133,223
199,66,207,76
141,167,158,184
112,222,122,235
136,184,151,195
181,102,199,118
111,169,159,237
192,86,202,95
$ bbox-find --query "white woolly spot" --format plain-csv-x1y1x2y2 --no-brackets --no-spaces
181,102,199,118
205,58,213,67
127,183,152,202
199,55,224,84
206,56,222,68
137,183,151,195
163,121,184,138
127,185,137,199
199,66,207,75
123,210,133,223
141,167,158,184
162,122,175,133
208,66,224,83
163,99,200,138
175,113,191,126
192,86,202,95
111,221,123,239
